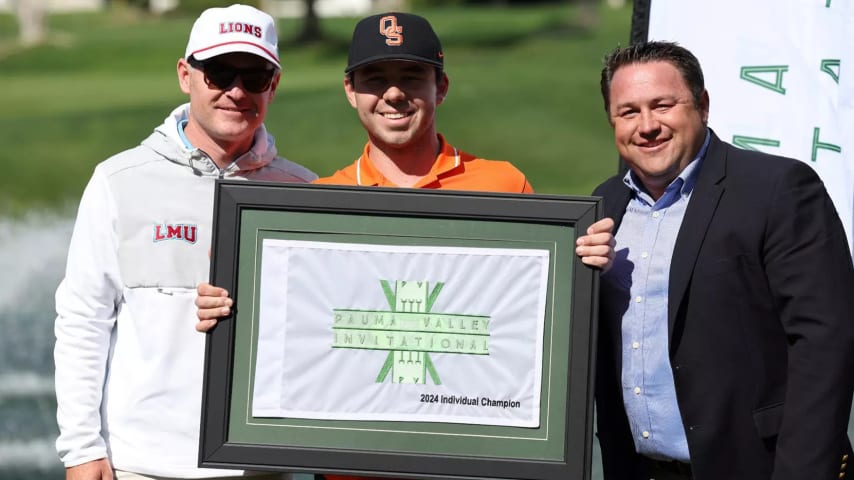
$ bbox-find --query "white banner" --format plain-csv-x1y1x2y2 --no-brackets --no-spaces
647,0,854,255
252,239,550,428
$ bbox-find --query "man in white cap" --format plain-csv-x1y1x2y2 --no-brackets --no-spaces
53,4,315,480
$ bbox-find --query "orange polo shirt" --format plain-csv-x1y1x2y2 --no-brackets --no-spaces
315,135,531,480
313,134,533,193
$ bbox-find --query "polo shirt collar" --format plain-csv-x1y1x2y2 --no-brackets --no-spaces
355,134,460,187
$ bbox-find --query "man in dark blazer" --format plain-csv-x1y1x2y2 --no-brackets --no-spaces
591,41,854,480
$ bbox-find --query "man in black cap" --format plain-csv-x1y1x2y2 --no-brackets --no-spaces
313,12,536,192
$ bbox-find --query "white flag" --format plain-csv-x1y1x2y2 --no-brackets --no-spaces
252,240,550,428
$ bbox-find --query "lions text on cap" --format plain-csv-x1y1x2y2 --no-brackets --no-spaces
218,21,263,38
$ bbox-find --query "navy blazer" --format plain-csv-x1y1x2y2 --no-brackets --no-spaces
593,131,854,480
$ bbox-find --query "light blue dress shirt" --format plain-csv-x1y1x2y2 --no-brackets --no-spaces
604,131,710,462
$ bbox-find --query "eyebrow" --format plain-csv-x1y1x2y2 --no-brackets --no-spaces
614,95,680,109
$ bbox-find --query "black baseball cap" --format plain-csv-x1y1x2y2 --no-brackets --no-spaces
345,12,444,74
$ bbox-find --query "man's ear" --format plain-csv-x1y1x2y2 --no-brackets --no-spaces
343,75,357,108
436,72,449,106
699,89,710,124
266,71,282,104
177,58,192,95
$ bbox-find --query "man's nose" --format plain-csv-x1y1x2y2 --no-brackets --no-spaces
383,84,406,102
638,110,661,134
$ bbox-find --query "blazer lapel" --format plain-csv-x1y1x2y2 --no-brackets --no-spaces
602,180,632,232
667,133,727,342
598,177,633,373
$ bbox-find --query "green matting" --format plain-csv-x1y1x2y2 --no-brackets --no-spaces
228,209,575,462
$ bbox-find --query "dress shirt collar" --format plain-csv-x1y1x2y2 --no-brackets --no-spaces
622,129,711,208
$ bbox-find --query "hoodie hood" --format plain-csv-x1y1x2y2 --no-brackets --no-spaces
142,103,279,176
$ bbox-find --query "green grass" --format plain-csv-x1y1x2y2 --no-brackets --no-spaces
0,3,631,215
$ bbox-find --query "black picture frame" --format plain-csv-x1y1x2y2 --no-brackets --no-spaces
200,180,601,480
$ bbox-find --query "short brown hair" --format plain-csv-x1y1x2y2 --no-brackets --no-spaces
600,41,705,113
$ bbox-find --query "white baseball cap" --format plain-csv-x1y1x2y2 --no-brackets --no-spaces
185,4,280,69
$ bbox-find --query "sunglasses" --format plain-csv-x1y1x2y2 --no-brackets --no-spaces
187,56,276,94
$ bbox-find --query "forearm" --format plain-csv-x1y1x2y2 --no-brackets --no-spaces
54,285,116,466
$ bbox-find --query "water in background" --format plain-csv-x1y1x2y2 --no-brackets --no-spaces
0,211,850,480
0,211,73,479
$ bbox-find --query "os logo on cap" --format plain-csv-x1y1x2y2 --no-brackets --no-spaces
380,15,403,46
344,12,443,74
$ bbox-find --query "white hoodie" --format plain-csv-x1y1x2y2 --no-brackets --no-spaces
54,104,316,477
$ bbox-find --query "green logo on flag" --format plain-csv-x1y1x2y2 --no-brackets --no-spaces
332,280,491,385
812,127,842,162
739,65,789,94
820,59,840,84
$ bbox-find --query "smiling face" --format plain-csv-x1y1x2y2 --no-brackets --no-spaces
177,52,280,160
344,60,448,152
608,60,709,199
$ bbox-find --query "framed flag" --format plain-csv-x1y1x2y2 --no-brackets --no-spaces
199,181,601,480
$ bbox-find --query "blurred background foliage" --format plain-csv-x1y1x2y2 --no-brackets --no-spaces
0,0,631,216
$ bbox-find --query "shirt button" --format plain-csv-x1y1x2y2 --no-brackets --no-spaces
642,431,650,438
652,211,661,218
634,386,641,395
632,341,640,349
635,296,643,303
641,252,649,259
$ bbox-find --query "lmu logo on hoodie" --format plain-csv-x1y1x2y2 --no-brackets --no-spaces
153,223,198,244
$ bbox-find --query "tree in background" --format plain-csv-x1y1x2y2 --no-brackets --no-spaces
14,0,47,45
294,0,323,43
